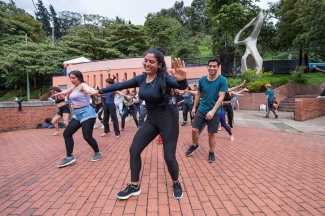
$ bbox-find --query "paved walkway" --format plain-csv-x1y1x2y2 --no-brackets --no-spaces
0,111,325,215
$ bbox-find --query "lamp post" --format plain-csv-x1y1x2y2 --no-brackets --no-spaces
12,28,30,101
24,33,30,101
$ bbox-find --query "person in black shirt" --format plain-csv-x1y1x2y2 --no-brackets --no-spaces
91,48,188,200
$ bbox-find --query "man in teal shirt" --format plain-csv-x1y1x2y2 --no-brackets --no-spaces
185,57,228,163
264,84,278,119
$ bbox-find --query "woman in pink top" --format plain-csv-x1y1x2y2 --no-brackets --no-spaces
54,70,102,168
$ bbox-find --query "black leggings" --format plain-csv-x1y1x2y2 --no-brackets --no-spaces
63,118,99,157
222,103,234,128
130,104,179,182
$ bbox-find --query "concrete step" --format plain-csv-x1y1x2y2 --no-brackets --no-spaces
288,95,318,98
278,108,295,112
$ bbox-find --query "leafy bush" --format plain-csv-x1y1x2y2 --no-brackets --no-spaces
240,68,273,83
291,66,307,85
246,80,271,93
273,77,289,87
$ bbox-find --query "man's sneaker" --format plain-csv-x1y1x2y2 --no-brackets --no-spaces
116,184,141,199
173,181,183,199
263,115,269,118
57,156,76,168
181,122,187,126
186,145,199,156
93,123,98,129
275,114,278,119
101,124,104,128
208,152,215,163
91,151,102,162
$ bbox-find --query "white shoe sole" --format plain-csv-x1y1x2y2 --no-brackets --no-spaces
186,146,200,156
91,154,102,162
116,189,141,199
173,192,183,200
57,158,76,168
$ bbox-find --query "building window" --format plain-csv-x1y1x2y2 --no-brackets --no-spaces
108,74,110,79
58,85,67,90
87,75,89,84
100,74,103,88
93,75,96,87
133,72,136,77
116,73,119,82
124,73,127,80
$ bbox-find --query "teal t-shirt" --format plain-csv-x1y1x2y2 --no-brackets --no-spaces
182,93,193,105
197,75,228,114
265,89,274,101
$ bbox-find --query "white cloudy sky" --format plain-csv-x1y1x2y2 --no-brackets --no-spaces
4,0,276,25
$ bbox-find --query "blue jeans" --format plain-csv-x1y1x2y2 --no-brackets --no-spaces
138,104,147,128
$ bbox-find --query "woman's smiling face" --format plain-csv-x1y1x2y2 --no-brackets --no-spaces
142,53,162,75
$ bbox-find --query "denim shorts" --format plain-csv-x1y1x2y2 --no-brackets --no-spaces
72,105,96,123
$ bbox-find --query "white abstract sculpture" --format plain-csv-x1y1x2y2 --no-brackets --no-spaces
234,12,264,73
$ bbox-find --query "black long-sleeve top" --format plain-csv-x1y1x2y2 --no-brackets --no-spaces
98,73,188,110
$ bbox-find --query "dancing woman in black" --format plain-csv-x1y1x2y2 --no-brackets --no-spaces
91,48,188,200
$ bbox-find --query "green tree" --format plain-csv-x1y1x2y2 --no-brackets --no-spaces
49,4,61,41
58,11,82,36
105,24,149,57
144,13,187,55
35,0,51,36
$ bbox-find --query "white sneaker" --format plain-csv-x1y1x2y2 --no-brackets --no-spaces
101,125,104,129
93,123,98,129
317,96,322,98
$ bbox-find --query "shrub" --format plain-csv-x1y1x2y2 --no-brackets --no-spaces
246,80,271,93
291,66,307,85
240,68,273,83
273,77,289,87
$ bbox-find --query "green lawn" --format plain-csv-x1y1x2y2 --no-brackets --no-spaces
0,85,51,102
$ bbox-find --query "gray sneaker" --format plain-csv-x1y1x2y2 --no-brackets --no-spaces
57,156,76,168
91,151,102,162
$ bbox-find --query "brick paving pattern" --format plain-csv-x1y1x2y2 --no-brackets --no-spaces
0,122,325,215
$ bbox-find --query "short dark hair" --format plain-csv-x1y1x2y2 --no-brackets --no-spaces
106,75,116,84
208,57,221,66
49,86,61,92
69,70,85,83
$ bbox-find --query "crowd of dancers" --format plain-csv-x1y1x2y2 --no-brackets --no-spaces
49,48,250,200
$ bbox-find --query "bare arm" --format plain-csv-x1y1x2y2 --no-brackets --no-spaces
54,86,74,96
228,80,246,92
191,91,202,117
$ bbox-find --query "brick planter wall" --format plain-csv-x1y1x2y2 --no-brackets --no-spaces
0,102,57,132
295,98,325,121
238,83,323,110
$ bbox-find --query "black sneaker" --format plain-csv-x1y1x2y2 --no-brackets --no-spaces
181,122,187,126
186,145,199,156
57,156,76,168
173,181,183,199
263,115,269,118
116,184,141,199
208,152,215,163
275,114,278,119
91,151,102,162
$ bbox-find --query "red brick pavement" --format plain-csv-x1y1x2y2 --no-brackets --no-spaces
0,123,325,216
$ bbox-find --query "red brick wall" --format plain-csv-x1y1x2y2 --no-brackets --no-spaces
0,102,57,132
295,98,325,121
238,83,323,110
